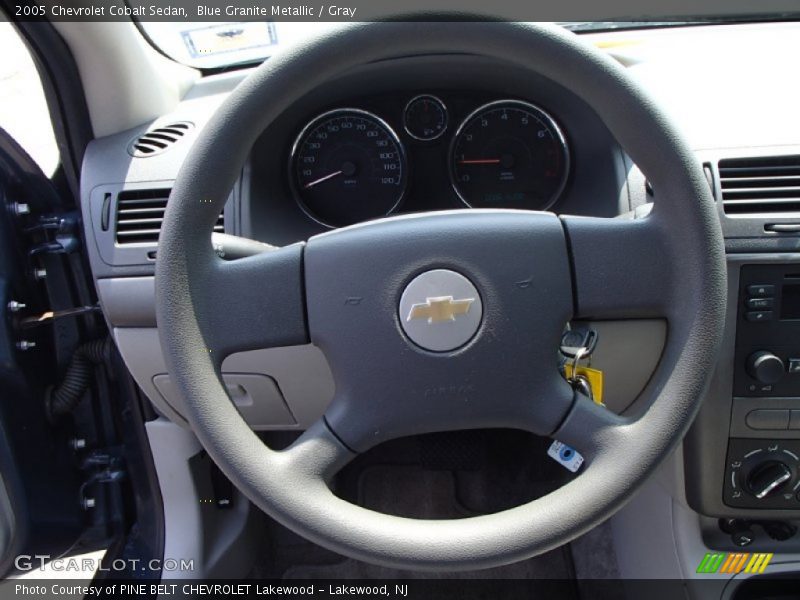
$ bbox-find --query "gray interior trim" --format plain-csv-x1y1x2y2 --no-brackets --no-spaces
87,182,236,269
98,277,157,327
52,20,199,137
153,374,296,427
145,419,260,579
695,145,800,244
115,328,334,430
113,309,663,429
610,461,685,580
583,320,666,414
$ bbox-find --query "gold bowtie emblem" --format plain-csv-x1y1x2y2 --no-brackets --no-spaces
406,296,475,324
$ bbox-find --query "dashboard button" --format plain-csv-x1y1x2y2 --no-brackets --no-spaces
747,284,775,298
789,359,800,373
746,409,790,430
745,311,774,322
790,410,800,430
746,297,774,310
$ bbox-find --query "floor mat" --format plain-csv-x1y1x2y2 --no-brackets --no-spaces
250,430,622,599
282,465,575,585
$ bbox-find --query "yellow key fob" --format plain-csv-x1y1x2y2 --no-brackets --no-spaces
564,365,604,406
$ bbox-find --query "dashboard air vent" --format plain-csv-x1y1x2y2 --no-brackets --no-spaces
719,155,800,215
128,122,193,157
115,189,224,245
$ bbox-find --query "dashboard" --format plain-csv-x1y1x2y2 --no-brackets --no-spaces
241,55,629,246
81,19,800,502
78,51,633,438
74,21,800,583
79,54,633,269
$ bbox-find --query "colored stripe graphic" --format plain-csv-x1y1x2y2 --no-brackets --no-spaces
696,552,773,574
744,553,773,574
697,553,725,573
719,553,742,574
721,553,749,574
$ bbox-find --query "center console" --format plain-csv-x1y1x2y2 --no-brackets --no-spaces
684,150,800,546
723,265,800,510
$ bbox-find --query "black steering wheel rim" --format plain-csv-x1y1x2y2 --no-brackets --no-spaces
155,21,726,571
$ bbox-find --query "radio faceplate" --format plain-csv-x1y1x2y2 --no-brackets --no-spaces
735,265,800,398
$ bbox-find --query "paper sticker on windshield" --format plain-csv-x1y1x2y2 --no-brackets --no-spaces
182,22,278,59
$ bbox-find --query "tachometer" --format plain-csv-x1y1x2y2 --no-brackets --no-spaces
291,108,407,228
450,100,569,210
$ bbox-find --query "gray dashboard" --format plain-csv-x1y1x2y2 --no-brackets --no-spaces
82,55,631,277
81,53,634,430
81,24,800,538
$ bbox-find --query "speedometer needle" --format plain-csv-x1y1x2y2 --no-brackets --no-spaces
304,170,343,189
458,159,501,165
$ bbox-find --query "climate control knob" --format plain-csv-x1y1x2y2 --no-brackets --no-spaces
746,460,792,499
746,351,785,384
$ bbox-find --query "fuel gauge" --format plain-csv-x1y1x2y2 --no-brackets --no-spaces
403,95,448,141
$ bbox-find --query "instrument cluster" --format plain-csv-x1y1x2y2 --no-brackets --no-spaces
289,94,571,228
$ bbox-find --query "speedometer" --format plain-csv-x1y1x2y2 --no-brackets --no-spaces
291,108,407,228
450,100,569,210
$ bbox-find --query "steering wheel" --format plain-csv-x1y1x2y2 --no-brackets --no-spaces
155,21,726,570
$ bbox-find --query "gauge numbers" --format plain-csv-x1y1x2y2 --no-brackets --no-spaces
291,109,407,228
450,100,569,210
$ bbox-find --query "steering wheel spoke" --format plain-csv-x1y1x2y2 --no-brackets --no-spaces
552,393,629,460
281,418,356,482
562,214,674,320
197,243,308,361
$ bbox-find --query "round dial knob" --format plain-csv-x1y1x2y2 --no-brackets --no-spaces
746,351,785,384
746,460,792,499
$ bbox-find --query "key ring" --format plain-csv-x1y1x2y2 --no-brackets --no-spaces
569,346,586,383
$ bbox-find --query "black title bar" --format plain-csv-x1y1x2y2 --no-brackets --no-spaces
3,0,800,22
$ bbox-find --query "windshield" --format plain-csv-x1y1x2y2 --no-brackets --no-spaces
140,22,339,69
141,17,799,70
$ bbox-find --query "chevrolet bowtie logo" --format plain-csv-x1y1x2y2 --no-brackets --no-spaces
406,296,475,324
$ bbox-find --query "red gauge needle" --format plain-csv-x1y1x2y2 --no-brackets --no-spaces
304,170,343,189
458,159,501,165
